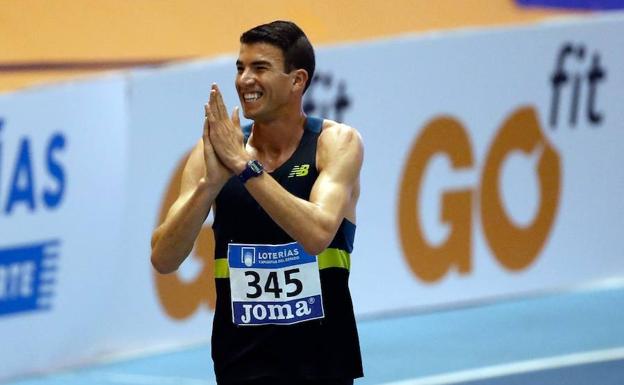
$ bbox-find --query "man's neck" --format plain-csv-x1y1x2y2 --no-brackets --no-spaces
249,113,307,156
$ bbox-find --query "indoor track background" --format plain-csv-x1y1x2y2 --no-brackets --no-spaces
4,281,624,385
2,2,624,385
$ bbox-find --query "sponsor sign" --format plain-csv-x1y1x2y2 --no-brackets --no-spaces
0,77,127,380
313,15,624,315
0,240,60,316
0,113,66,318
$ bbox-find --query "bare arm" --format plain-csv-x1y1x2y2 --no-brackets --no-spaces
244,124,363,254
150,115,232,273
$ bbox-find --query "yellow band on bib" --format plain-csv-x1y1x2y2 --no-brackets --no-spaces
214,248,351,279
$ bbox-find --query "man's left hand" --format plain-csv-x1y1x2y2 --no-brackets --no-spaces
205,83,250,174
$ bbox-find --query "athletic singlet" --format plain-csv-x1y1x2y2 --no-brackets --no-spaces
211,117,363,384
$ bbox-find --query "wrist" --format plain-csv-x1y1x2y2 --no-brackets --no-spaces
237,159,264,184
233,159,248,175
231,152,252,174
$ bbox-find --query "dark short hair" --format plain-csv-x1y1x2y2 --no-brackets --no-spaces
240,20,315,93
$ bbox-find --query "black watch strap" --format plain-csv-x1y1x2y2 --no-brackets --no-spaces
238,160,264,183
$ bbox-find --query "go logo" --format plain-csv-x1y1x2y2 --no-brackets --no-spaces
398,106,561,282
154,152,216,319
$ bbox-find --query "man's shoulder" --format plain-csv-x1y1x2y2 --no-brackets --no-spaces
318,119,362,147
316,119,364,174
319,118,349,131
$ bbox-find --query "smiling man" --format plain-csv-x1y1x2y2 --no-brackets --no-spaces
151,21,364,385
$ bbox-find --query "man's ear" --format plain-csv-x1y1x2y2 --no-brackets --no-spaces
292,69,309,92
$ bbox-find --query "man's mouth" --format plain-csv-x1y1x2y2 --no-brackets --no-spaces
243,92,263,102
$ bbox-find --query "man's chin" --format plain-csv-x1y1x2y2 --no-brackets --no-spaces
241,108,255,120
242,108,266,122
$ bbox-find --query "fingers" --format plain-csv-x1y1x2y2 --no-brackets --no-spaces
209,83,229,119
213,84,228,118
208,88,219,121
203,104,211,137
231,106,240,128
206,83,237,136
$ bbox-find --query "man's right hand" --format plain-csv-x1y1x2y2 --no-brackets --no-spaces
202,106,232,187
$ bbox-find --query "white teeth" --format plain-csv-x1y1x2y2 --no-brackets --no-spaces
243,92,262,102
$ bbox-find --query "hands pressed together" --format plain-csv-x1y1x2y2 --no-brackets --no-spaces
202,84,251,185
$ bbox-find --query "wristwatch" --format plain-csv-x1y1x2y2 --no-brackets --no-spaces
237,159,264,183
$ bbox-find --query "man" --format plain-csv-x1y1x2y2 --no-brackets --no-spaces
151,21,364,385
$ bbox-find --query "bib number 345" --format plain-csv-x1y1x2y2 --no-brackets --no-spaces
244,268,303,299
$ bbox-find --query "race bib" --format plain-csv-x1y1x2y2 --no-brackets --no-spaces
228,242,325,326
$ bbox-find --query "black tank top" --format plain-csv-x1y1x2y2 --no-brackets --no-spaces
211,117,363,383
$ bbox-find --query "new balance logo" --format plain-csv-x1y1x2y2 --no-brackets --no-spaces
288,164,310,178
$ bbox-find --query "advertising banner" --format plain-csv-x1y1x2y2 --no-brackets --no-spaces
333,16,624,315
0,76,127,378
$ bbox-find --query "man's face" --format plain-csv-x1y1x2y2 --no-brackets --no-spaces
235,43,294,121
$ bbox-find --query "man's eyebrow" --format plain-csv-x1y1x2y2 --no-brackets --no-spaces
251,60,272,67
236,60,273,67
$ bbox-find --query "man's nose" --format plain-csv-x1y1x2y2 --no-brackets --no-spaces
239,69,256,85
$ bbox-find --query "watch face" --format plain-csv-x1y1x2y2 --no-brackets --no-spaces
250,160,263,174
238,160,264,183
